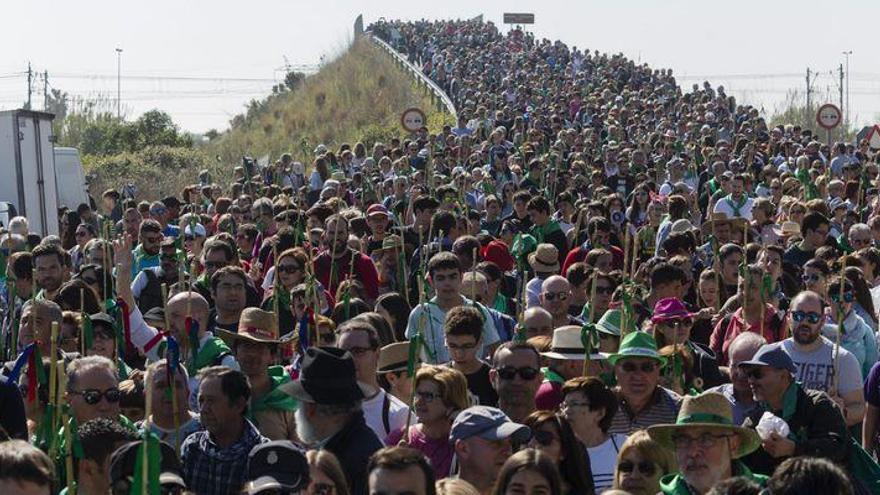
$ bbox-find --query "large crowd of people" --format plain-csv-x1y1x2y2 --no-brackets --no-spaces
1,15,879,495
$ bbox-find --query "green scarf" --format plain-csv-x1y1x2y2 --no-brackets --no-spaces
189,337,232,375
541,366,565,384
249,366,298,419
724,194,748,217
530,219,562,244
660,462,767,494
492,293,508,314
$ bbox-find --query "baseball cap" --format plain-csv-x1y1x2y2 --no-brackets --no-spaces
109,440,186,490
449,406,531,443
737,343,797,374
244,441,310,494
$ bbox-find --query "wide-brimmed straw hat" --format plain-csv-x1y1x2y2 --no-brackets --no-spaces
376,341,416,374
647,392,762,458
528,243,560,273
700,212,748,236
540,325,607,360
218,307,281,345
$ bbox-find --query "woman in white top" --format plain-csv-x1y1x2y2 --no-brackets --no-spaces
562,376,627,494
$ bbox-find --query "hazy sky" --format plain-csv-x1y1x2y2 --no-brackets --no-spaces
3,1,878,134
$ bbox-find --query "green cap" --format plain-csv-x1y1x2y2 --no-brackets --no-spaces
596,309,636,336
607,331,666,366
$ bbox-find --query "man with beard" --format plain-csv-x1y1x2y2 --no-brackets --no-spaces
539,275,582,328
562,217,624,274
713,174,754,221
737,344,850,478
131,219,164,278
130,238,185,314
315,214,380,302
528,196,568,265
489,342,543,423
279,347,382,495
181,366,267,495
647,392,766,494
219,307,297,442
708,332,765,425
778,290,865,427
31,243,66,301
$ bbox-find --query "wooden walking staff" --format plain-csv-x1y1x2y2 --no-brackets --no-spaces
582,274,600,376
141,367,154,495
48,321,60,458
623,227,631,278
272,245,280,330
631,227,640,279
832,264,847,396
79,288,86,355
59,368,76,495
161,284,181,454
711,215,721,310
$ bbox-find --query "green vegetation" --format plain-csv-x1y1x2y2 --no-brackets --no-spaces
50,36,451,199
205,36,453,167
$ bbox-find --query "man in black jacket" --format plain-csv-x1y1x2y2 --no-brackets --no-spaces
280,347,382,495
738,343,849,477
0,374,26,440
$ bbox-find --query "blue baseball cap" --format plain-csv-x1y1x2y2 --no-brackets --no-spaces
450,406,531,443
737,343,797,374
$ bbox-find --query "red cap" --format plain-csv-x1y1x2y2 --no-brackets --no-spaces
481,240,514,272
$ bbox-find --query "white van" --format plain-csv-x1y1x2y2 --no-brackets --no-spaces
54,147,89,210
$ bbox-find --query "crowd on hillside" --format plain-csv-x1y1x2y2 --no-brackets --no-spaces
0,16,879,495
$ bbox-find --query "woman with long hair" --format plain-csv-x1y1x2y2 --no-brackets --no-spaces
523,410,594,495
262,247,309,335
306,449,350,495
824,275,878,379
625,184,651,228
386,365,470,479
612,430,676,495
843,265,877,329
491,449,562,495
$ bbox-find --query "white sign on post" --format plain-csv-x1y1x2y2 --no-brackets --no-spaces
816,103,842,130
401,107,427,133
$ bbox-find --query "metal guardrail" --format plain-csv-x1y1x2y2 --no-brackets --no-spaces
367,33,458,121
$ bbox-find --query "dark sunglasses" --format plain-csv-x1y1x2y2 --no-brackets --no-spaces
277,264,302,274
744,367,765,380
496,366,540,381
532,430,557,446
801,273,821,283
790,310,822,324
618,460,657,476
543,291,569,302
620,361,658,373
658,317,694,328
71,388,121,405
830,291,855,303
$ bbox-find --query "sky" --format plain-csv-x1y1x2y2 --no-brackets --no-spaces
3,0,878,135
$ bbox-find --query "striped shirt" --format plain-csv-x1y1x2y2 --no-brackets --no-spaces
608,386,682,436
587,433,627,493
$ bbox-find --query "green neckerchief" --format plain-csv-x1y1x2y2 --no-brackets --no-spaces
492,293,508,314
249,365,297,419
190,337,232,375
660,461,767,494
775,381,800,421
579,302,592,322
724,194,748,217
708,178,720,196
530,219,562,244
541,366,565,384
795,168,819,200
117,359,132,380
837,234,854,254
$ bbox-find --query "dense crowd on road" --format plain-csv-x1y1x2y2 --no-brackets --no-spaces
1,16,879,495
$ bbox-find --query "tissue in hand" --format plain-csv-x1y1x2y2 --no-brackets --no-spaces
754,411,790,440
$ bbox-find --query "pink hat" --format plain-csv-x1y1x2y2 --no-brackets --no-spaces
651,297,694,322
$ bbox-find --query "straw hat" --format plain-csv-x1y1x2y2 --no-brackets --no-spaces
528,243,560,273
218,308,280,345
780,221,800,237
647,392,762,458
540,325,607,361
700,212,748,236
376,341,416,374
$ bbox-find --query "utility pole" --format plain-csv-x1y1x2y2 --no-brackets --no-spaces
43,71,49,111
838,64,844,119
26,63,33,110
842,50,852,126
115,48,123,120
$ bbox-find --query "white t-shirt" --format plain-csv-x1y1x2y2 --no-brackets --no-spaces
780,337,862,395
713,195,754,221
362,388,411,442
587,433,627,493
405,296,500,364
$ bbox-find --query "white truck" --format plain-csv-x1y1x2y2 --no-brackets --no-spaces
0,109,88,236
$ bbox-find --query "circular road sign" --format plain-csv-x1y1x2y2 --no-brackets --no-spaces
401,107,427,132
816,103,842,130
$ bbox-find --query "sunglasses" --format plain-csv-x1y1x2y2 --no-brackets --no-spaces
496,366,540,381
657,317,693,328
830,291,855,303
277,264,302,274
801,273,821,283
744,367,766,380
790,310,822,324
71,387,121,405
618,460,657,476
543,291,569,302
532,429,557,446
620,361,658,373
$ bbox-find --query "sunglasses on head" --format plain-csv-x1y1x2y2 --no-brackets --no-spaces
496,366,540,381
791,310,822,324
618,460,657,476
71,387,121,405
620,361,658,373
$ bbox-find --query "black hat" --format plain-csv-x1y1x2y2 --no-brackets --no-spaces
244,441,310,494
89,312,116,330
109,440,186,489
161,196,181,209
278,347,370,404
143,307,166,324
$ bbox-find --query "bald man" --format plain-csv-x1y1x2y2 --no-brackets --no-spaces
521,307,553,339
540,275,582,328
114,235,238,410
